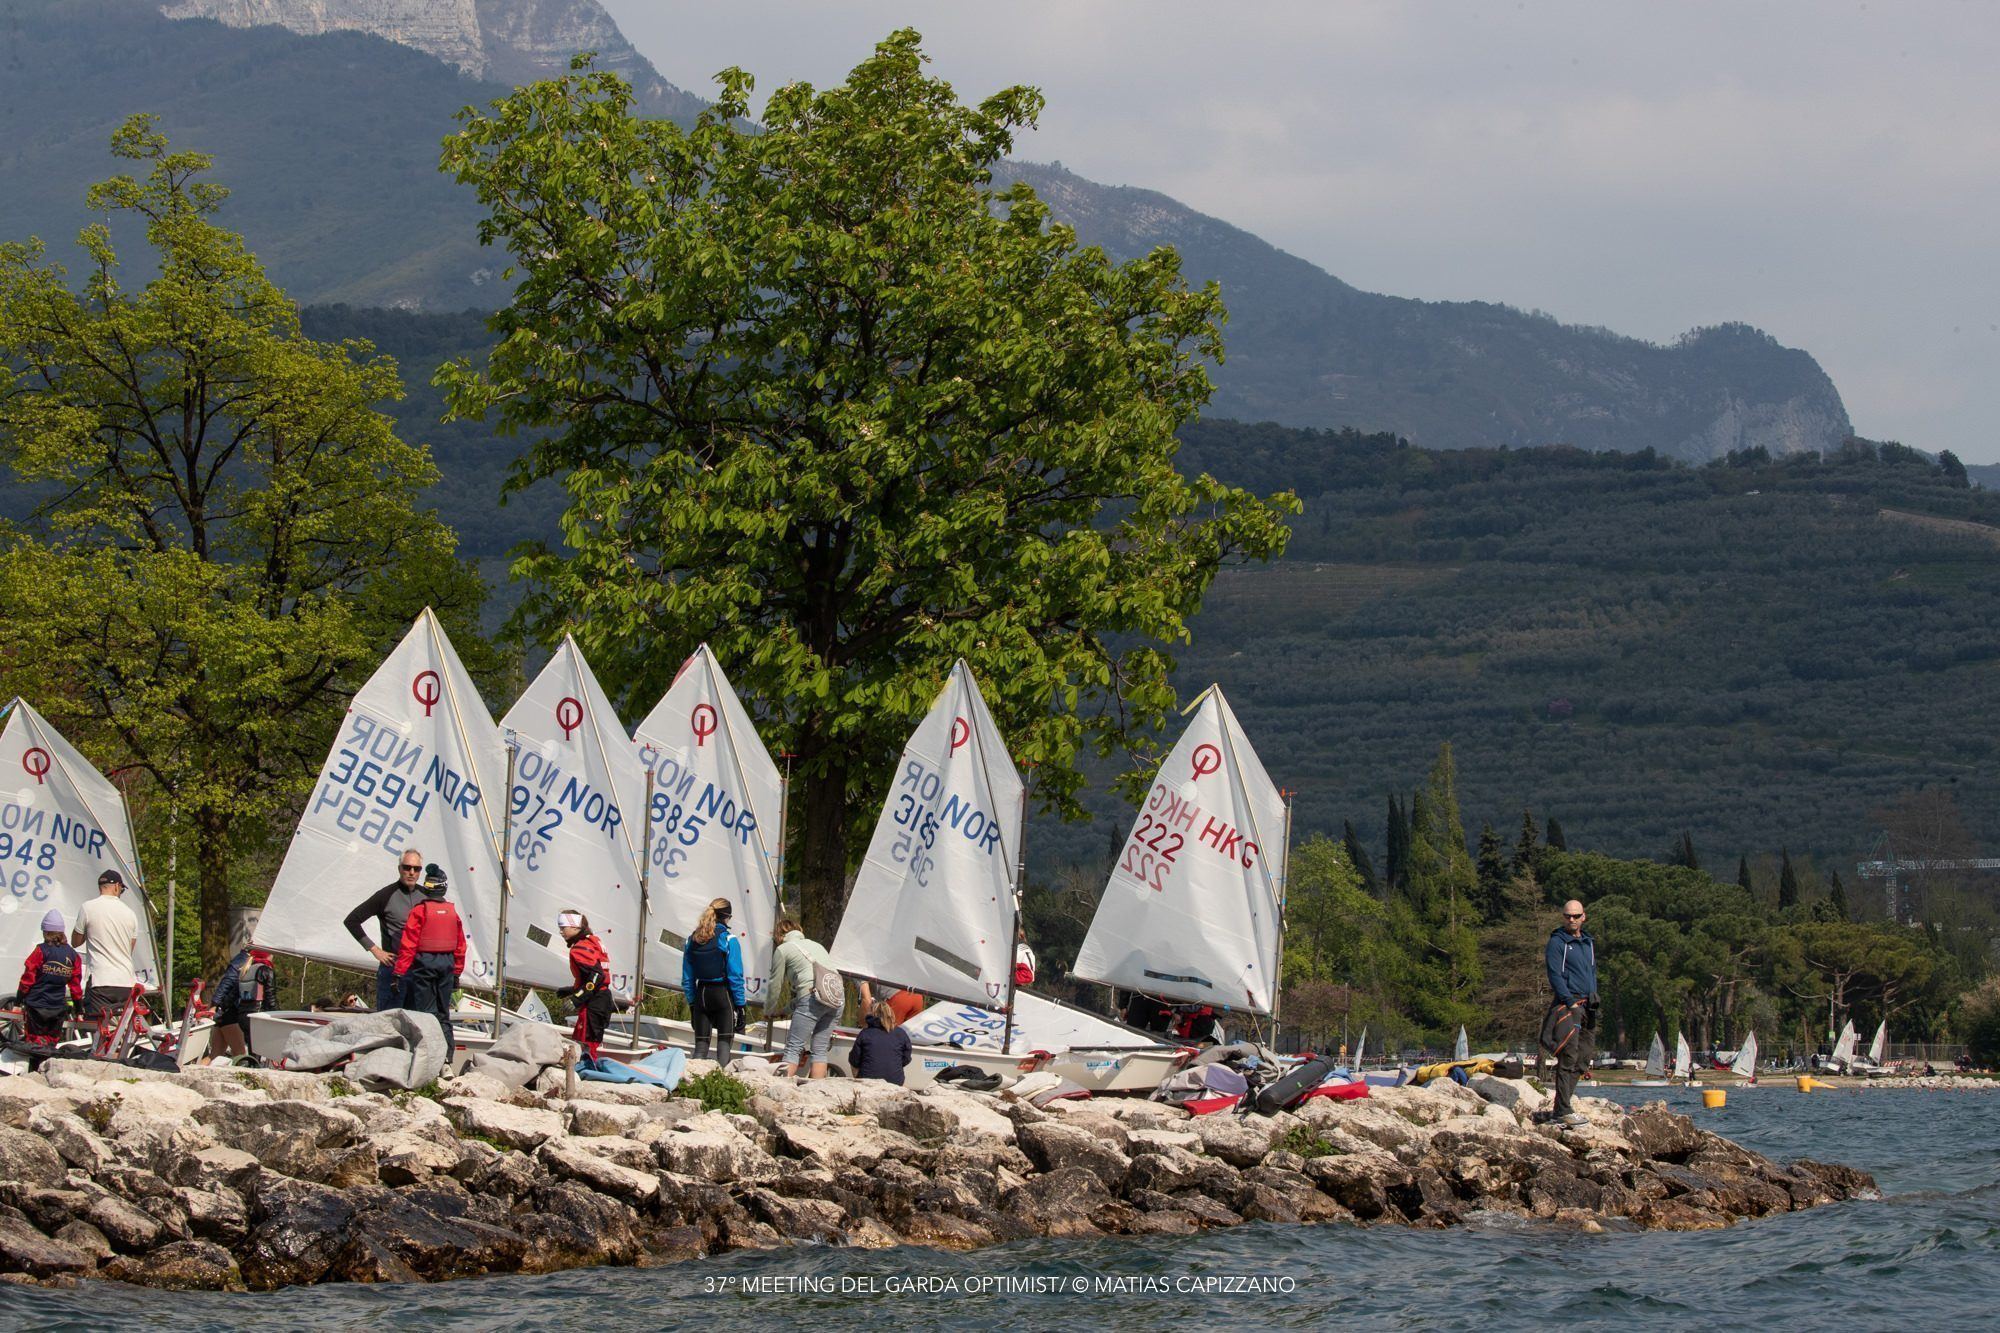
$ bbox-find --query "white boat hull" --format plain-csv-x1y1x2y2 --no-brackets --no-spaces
1046,1046,1191,1094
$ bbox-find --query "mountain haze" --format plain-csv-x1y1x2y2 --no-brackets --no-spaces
2,0,1852,460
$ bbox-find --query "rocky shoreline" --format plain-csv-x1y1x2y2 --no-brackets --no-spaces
0,1059,1875,1292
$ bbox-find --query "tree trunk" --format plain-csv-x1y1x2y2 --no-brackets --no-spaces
197,808,233,982
795,756,851,941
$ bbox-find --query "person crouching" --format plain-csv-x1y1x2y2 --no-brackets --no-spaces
17,910,82,1047
395,863,465,1053
852,999,913,1085
556,910,614,1061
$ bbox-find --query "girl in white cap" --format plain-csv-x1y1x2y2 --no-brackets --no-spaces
16,909,82,1048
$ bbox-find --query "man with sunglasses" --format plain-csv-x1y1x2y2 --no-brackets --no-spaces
341,849,427,1011
1540,899,1599,1128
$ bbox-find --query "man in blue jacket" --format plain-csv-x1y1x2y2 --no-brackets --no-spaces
1540,898,1599,1127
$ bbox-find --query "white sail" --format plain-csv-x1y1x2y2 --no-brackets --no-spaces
257,610,506,984
633,645,783,1005
828,662,1022,1009
0,699,161,989
497,636,648,993
1354,1026,1367,1068
1454,1026,1470,1062
1073,687,1286,1015
1645,1032,1667,1078
1867,1020,1887,1065
1831,1019,1858,1065
1674,1032,1692,1080
1730,1030,1759,1078
905,991,1148,1055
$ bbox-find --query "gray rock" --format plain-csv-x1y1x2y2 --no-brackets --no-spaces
193,1099,365,1182
656,1114,782,1182
1015,1120,1130,1191
177,1185,250,1244
107,1238,243,1291
243,1177,356,1289
443,1096,566,1151
164,1146,262,1195
0,1126,67,1190
537,1139,661,1206
0,1204,94,1276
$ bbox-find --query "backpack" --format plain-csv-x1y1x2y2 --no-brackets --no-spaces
811,960,844,1009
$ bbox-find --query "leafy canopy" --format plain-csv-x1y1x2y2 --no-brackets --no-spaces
0,116,483,972
439,31,1295,925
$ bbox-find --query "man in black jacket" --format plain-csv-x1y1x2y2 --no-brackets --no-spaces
342,849,426,1010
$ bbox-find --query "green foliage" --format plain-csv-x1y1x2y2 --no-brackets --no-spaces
0,118,485,975
1960,979,2000,1066
1276,1125,1342,1159
438,34,1295,932
1779,849,1801,909
682,1069,752,1116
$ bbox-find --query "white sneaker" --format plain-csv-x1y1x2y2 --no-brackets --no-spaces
1558,1112,1589,1128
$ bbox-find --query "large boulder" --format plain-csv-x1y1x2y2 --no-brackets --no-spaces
741,1186,849,1243
177,1185,250,1244
1189,1114,1281,1168
655,1114,781,1183
27,1107,112,1175
164,1147,262,1195
443,1097,566,1151
999,1166,1112,1238
344,1193,527,1281
517,1180,642,1273
0,1078,85,1128
538,1140,661,1207
567,1100,650,1137
107,1238,243,1291
242,1177,356,1289
1469,1075,1550,1114
1305,1150,1413,1220
1016,1121,1130,1191
0,1204,94,1277
193,1099,366,1182
776,1116,922,1172
0,1126,67,1191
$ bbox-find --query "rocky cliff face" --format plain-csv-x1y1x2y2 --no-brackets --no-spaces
159,0,703,116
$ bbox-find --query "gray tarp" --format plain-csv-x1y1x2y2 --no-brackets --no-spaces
465,1020,572,1090
276,1009,447,1090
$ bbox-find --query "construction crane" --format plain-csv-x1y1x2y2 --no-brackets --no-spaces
1856,834,2000,923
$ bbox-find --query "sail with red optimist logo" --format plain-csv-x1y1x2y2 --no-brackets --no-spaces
0,698,161,989
497,635,647,993
828,661,1023,1009
1072,685,1286,1016
256,609,506,983
632,645,783,1002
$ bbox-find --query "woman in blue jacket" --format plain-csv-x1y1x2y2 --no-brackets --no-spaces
681,898,744,1063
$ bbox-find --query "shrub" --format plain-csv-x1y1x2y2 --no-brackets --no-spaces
682,1069,751,1115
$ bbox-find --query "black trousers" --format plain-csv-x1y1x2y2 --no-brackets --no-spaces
402,953,458,1051
690,981,737,1058
1555,1021,1595,1115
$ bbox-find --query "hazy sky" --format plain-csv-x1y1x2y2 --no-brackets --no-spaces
603,2,2000,463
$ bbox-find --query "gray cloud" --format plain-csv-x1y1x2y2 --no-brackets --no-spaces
604,1,2000,461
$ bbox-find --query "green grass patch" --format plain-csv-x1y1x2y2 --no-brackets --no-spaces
681,1069,751,1115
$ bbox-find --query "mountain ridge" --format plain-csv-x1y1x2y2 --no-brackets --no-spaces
4,0,1855,461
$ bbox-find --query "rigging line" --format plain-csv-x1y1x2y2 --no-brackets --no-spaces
425,610,506,855
954,662,1022,946
569,636,644,871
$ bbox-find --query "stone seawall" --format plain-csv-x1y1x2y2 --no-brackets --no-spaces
0,1060,1875,1292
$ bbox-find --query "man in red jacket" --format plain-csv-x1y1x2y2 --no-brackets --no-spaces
395,863,466,1053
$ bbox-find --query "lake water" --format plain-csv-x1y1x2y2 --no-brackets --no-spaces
5,1086,1995,1331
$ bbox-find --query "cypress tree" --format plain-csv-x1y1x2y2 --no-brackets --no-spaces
1513,809,1539,873
1476,820,1507,916
1672,830,1700,871
1344,820,1381,896
1737,854,1753,895
1827,870,1851,922
1385,795,1409,895
1778,848,1800,909
1545,816,1567,851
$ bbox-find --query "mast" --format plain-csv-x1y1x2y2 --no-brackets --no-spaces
766,751,791,1052
1271,786,1294,1050
630,757,655,1041
494,734,517,1033
1001,777,1031,1056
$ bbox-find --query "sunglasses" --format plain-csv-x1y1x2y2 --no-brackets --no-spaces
1564,912,1584,919
400,864,423,873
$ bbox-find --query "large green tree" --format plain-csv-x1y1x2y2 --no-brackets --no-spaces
0,118,484,978
439,35,1295,935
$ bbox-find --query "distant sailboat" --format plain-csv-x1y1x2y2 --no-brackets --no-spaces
1674,1032,1695,1084
1633,1032,1671,1086
1730,1030,1760,1082
1867,1020,1888,1067
1831,1019,1858,1068
1353,1025,1368,1071
1454,1026,1470,1062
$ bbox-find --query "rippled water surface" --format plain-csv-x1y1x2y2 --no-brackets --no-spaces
6,1086,1995,1331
